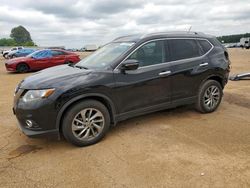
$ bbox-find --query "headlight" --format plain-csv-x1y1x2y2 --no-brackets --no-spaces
22,89,55,102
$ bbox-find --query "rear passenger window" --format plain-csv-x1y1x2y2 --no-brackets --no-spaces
51,50,65,56
198,40,213,54
128,41,164,67
169,39,200,61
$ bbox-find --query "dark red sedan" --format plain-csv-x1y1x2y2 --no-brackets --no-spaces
5,49,80,72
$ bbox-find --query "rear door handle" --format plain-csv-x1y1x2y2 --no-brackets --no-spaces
199,62,208,67
159,70,171,77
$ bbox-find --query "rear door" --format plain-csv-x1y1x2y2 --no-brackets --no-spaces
167,38,212,101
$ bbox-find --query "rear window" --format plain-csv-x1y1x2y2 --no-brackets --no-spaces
169,39,200,61
198,40,213,54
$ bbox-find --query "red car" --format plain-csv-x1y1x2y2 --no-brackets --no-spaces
5,49,80,73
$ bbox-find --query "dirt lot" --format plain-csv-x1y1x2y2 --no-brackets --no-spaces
0,49,250,187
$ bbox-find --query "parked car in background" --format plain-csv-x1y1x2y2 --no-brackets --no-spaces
2,46,24,59
84,44,98,51
5,49,80,72
240,37,250,49
12,32,230,146
8,48,36,59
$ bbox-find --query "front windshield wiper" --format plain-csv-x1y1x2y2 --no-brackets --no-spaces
69,64,89,70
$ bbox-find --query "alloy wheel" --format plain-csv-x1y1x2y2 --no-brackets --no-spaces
203,85,220,110
71,108,105,141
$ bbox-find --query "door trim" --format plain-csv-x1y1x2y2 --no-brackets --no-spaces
115,96,196,122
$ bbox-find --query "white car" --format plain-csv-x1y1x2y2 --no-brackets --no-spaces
2,46,24,59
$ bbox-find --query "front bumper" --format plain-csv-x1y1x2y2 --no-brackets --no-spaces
13,88,60,138
5,63,16,72
15,118,59,138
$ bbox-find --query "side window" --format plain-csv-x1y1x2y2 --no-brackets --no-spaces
51,50,65,56
33,50,52,59
169,39,200,61
128,41,164,67
197,40,213,55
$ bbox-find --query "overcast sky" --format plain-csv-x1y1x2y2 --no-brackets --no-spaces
0,0,249,48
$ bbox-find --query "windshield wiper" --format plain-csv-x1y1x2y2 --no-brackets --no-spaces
70,65,89,70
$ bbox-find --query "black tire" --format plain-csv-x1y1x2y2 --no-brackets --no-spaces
62,100,110,147
3,53,8,59
16,63,29,73
196,80,223,113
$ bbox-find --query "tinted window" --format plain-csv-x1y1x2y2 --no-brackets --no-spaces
198,40,212,54
51,50,65,56
128,41,164,67
30,50,52,59
169,39,200,61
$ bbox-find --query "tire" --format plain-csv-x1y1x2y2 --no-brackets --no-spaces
62,100,110,147
16,63,29,73
196,80,223,113
3,53,8,59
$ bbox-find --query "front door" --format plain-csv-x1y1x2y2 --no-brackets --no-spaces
113,40,172,114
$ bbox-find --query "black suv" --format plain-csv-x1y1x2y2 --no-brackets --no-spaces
13,32,230,146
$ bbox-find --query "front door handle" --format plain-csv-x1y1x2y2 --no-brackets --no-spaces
159,70,171,77
199,62,208,67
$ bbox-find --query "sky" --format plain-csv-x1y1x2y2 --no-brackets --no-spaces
0,0,250,48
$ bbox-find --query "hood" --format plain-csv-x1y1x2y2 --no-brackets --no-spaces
6,56,31,64
20,65,92,89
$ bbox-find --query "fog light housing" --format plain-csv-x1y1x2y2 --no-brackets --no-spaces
26,120,33,128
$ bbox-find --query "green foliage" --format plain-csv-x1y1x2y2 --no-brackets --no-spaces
23,41,36,46
10,25,33,45
217,33,250,43
0,38,17,46
0,25,36,46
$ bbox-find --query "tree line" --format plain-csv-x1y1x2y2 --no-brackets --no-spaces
0,25,36,46
217,33,250,43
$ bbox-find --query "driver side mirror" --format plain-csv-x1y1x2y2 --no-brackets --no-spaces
120,59,139,73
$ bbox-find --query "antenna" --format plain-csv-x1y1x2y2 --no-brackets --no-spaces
188,26,192,33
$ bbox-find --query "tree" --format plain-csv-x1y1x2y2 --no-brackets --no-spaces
10,25,34,45
0,38,17,46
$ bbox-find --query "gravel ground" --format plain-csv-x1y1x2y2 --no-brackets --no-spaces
0,49,249,187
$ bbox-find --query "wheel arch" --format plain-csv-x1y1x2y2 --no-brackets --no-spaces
201,74,224,89
56,93,117,133
16,62,30,70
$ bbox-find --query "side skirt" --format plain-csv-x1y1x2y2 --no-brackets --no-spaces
114,96,196,123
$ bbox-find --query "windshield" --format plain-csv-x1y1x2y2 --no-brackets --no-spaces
76,42,135,69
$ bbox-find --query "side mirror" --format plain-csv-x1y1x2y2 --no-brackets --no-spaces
120,59,139,72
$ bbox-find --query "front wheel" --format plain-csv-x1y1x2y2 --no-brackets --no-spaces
196,80,223,113
16,63,29,73
62,100,110,147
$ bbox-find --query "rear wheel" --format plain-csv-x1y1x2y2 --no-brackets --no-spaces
16,63,29,73
62,100,110,147
196,80,223,113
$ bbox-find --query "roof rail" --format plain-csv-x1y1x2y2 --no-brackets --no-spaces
140,31,205,39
